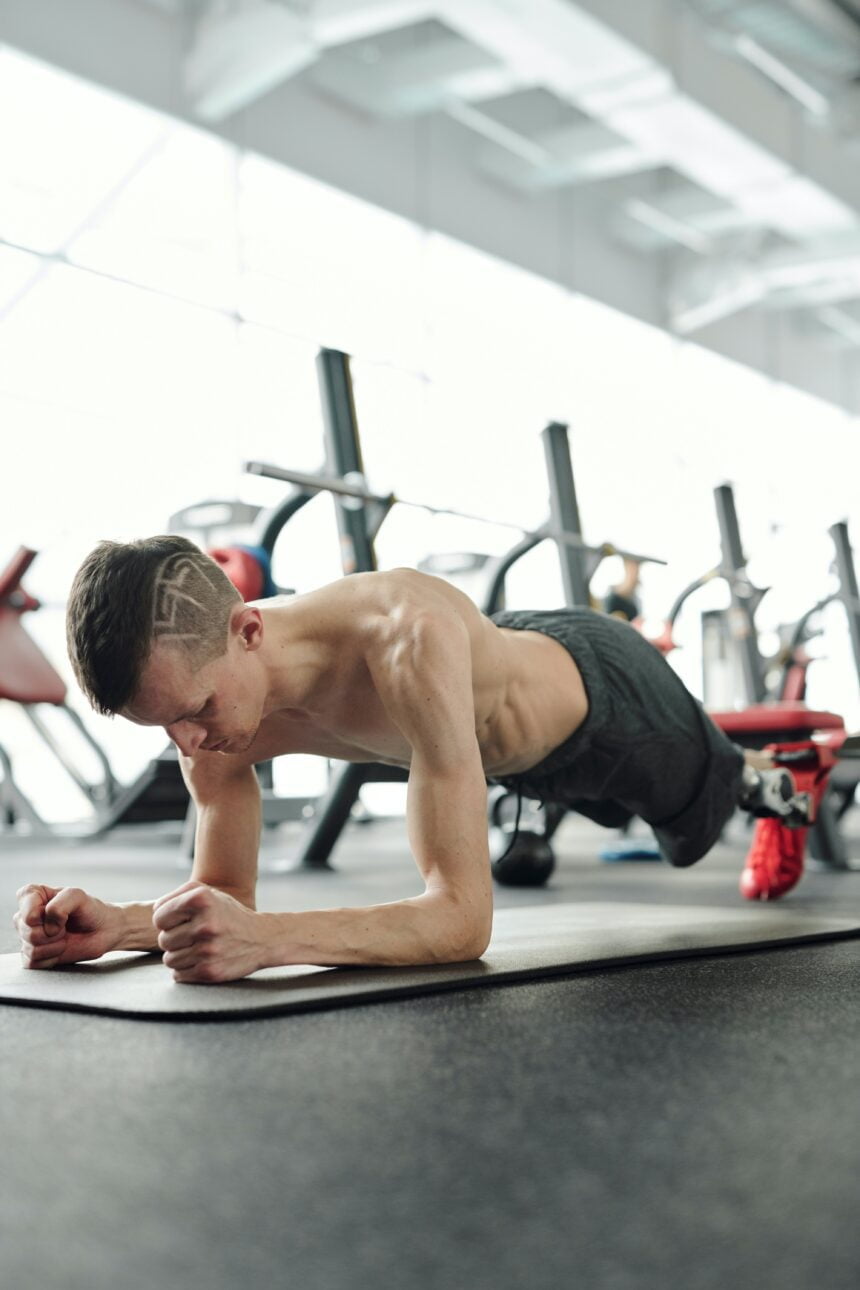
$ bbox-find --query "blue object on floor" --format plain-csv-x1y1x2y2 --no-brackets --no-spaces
600,840,662,862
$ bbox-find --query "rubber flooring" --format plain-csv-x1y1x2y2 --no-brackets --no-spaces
1,812,859,1290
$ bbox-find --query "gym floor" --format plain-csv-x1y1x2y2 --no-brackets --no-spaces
2,813,859,1290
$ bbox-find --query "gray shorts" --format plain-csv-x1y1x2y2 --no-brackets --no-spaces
490,609,744,867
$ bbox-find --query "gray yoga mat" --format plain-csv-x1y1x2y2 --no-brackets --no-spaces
1,902,858,1020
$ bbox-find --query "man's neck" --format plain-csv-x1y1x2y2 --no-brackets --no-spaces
257,600,323,718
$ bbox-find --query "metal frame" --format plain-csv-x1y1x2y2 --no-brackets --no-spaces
317,348,381,574
22,703,121,809
541,420,591,607
712,483,769,704
287,352,399,870
829,521,860,679
0,742,49,834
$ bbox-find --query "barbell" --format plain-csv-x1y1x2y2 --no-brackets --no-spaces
244,460,666,568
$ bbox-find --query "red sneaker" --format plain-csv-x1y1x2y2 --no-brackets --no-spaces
739,741,837,901
740,818,807,900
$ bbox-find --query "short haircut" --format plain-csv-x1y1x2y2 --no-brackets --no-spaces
66,535,241,716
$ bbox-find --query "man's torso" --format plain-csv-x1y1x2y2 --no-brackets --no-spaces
243,569,588,777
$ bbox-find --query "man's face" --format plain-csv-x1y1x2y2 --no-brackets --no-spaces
122,634,264,758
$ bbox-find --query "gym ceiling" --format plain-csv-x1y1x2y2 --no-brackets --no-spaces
3,0,860,412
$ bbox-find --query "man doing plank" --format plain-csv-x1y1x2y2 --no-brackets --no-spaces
14,538,829,982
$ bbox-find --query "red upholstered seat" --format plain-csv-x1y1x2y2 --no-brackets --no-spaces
709,701,844,749
0,546,67,704
709,702,844,732
0,546,37,602
0,609,66,704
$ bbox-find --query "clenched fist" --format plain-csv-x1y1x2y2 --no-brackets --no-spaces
152,882,267,984
13,884,121,969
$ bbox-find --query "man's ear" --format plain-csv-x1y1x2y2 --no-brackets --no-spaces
232,604,264,651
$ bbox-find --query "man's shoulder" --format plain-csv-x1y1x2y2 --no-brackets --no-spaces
265,569,478,659
286,568,441,617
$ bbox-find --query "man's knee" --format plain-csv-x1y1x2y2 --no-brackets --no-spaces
655,832,711,868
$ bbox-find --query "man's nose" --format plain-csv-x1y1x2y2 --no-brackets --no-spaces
165,721,205,757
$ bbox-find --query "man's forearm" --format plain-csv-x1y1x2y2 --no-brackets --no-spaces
258,891,491,969
189,769,262,907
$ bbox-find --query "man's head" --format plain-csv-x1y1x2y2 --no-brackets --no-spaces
66,536,265,755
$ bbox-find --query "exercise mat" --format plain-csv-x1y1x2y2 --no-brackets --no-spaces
1,902,857,1021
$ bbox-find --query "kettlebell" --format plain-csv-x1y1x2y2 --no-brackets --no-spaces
490,827,556,887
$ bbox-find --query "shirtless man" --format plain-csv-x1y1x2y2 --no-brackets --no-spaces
13,537,829,983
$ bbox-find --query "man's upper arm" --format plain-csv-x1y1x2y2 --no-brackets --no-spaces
366,607,493,941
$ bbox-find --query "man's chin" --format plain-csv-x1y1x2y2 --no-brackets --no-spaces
222,732,256,754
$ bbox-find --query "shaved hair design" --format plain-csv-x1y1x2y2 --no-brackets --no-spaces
66,536,241,716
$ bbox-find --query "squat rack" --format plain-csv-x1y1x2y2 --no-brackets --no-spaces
247,348,662,871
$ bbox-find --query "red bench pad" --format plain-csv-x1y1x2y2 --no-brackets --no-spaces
709,702,844,735
0,609,66,704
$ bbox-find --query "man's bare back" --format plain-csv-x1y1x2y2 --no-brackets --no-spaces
198,568,590,779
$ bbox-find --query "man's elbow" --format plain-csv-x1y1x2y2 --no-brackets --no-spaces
436,901,492,962
462,922,492,961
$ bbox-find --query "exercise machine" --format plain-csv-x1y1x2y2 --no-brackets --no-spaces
651,484,851,868
775,521,860,838
0,546,193,835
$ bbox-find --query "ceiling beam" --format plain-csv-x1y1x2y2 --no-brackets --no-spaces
671,228,860,332
311,30,520,117
185,1,317,122
310,0,438,45
478,121,661,191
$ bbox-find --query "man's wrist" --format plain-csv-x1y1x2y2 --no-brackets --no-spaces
256,910,296,969
114,901,160,953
